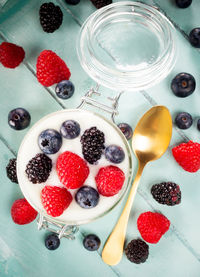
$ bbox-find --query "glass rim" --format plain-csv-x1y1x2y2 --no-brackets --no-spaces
77,1,177,91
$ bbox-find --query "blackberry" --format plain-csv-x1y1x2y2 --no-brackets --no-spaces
151,182,181,206
39,2,63,33
80,127,105,164
90,0,112,9
125,239,149,264
6,158,18,183
25,153,52,184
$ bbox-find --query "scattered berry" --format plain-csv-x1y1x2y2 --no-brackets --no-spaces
65,0,80,4
172,140,200,172
125,239,149,264
11,198,38,225
6,158,18,183
151,182,181,206
83,234,101,251
25,153,52,184
189,28,200,48
175,112,193,129
60,120,80,139
39,2,63,33
8,108,31,130
137,212,170,244
117,123,133,140
95,165,125,197
57,151,89,189
0,42,25,68
36,50,71,87
38,129,62,154
175,0,192,8
45,233,60,250
90,0,112,9
197,119,200,131
81,127,105,164
75,186,99,209
171,73,196,97
105,145,125,164
55,80,75,99
41,186,72,217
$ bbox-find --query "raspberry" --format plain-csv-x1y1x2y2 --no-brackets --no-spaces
41,186,72,217
95,165,125,196
39,2,63,33
0,42,25,68
36,50,71,87
151,182,181,206
11,198,38,225
137,212,170,244
125,239,149,264
90,0,112,9
56,151,89,189
172,140,200,172
6,158,18,183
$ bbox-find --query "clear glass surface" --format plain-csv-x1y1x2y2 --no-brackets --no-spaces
77,2,176,91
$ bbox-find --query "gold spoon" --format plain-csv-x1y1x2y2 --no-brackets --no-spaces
102,105,172,266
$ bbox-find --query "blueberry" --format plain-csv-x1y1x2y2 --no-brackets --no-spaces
55,80,75,99
8,108,31,130
175,0,192,8
65,0,80,4
171,73,196,97
105,145,125,164
75,186,99,209
117,123,133,140
45,233,60,250
83,234,101,251
189,28,200,48
38,129,62,154
175,112,193,129
60,120,80,139
197,119,200,131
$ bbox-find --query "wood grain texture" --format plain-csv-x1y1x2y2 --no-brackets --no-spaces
1,0,200,276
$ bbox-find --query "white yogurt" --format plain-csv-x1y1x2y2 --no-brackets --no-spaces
17,109,132,225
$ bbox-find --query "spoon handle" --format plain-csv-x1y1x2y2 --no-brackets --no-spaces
102,162,145,266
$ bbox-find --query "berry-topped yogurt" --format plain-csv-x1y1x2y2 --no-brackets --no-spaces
17,109,132,225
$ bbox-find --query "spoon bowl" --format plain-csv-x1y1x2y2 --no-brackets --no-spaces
102,105,172,266
132,106,172,163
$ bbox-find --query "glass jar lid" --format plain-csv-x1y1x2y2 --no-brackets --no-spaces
77,1,176,91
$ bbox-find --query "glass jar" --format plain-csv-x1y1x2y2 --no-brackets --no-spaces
17,105,133,239
77,1,176,91
17,1,176,240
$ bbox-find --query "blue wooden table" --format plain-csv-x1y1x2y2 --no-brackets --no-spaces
1,0,200,276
